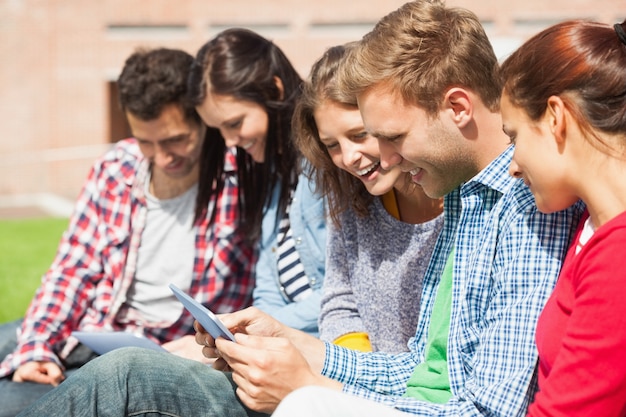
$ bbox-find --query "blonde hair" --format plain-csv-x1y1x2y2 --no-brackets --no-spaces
338,0,501,115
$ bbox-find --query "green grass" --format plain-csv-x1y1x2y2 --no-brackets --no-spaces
0,217,69,323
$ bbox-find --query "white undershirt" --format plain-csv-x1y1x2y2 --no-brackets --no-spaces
575,216,595,255
124,176,198,323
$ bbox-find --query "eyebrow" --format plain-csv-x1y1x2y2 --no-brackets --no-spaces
135,133,189,143
318,125,366,142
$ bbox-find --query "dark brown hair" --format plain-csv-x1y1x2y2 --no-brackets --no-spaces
188,28,303,241
501,19,626,149
118,48,200,125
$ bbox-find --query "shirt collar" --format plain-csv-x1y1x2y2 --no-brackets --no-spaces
464,145,517,195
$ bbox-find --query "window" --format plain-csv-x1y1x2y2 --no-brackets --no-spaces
108,81,131,143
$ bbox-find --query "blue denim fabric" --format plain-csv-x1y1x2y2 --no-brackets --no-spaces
0,319,99,417
252,170,326,336
0,319,54,417
0,369,84,417
0,319,21,364
18,347,269,417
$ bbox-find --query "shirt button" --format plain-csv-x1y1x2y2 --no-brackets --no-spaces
295,237,302,245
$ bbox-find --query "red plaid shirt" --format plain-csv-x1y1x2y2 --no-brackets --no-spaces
0,139,255,375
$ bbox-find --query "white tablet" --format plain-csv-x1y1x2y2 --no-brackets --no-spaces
72,331,167,355
169,283,236,342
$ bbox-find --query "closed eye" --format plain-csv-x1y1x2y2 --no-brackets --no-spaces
323,141,339,150
352,131,368,141
502,126,516,145
371,130,405,142
383,134,402,143
225,119,242,130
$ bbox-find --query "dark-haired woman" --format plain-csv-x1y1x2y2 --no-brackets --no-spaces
189,28,326,335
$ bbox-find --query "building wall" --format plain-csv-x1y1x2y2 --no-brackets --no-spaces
0,0,624,213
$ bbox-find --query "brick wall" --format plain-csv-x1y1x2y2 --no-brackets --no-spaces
1,0,623,212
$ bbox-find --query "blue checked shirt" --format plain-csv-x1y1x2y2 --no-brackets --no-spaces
321,146,583,416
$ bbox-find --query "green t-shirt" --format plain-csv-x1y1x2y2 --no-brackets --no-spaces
404,248,454,404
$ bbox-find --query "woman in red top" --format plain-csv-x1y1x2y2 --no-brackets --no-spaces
500,18,626,417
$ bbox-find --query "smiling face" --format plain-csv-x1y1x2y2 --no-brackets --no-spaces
357,83,476,199
127,104,204,181
501,92,579,213
314,100,402,196
196,93,269,163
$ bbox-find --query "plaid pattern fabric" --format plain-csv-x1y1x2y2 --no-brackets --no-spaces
322,146,583,416
0,140,256,376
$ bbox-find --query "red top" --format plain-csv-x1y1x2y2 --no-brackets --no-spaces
528,210,626,417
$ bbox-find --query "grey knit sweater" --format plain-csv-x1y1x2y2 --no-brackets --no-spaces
319,198,443,353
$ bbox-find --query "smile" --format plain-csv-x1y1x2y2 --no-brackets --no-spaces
242,140,255,150
356,162,380,176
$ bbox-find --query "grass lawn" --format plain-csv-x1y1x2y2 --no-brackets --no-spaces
0,217,69,323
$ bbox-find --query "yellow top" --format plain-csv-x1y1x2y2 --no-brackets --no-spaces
334,332,373,352
380,189,400,220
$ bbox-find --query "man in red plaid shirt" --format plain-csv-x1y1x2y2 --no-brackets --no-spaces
0,47,256,415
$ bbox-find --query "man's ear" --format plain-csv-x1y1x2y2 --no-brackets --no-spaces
546,95,566,144
443,88,472,128
274,76,285,101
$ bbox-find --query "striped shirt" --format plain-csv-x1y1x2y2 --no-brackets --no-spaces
321,146,583,416
276,203,313,302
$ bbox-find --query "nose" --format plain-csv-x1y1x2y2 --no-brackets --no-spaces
153,144,173,169
342,141,362,169
378,140,402,170
220,129,240,148
508,157,522,178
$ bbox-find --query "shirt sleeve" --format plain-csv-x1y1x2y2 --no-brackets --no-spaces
1,159,123,374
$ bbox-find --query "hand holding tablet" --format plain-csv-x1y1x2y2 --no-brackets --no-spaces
169,283,236,342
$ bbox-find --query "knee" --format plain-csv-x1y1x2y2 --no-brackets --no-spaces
75,347,154,379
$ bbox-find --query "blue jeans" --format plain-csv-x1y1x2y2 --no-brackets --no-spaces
0,319,53,417
0,319,98,417
18,347,269,417
0,319,21,362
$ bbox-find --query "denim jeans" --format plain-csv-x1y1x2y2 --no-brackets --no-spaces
0,319,99,417
0,319,21,362
18,347,269,417
0,319,53,417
